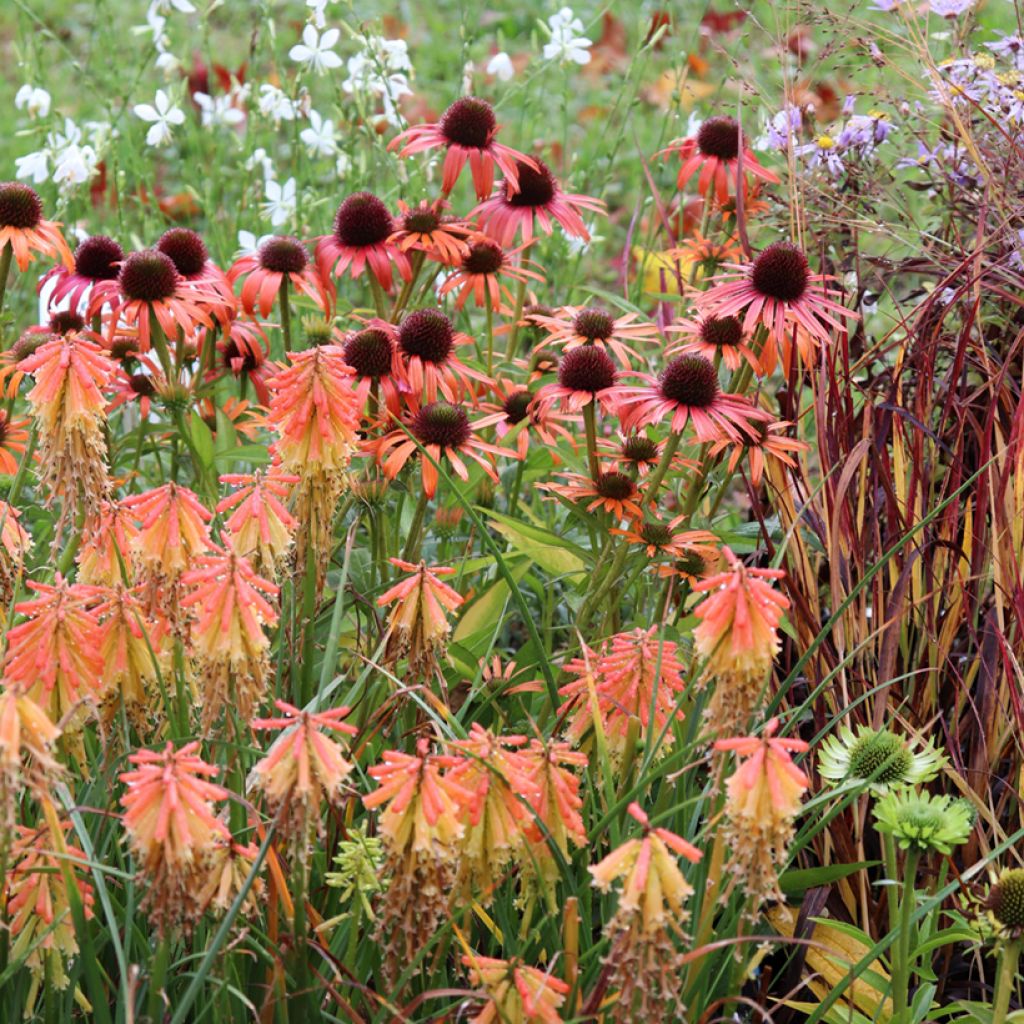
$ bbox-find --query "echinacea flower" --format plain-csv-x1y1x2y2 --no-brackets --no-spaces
589,802,701,1022
374,401,518,500
818,724,946,793
217,467,299,577
107,354,167,420
228,235,329,319
609,354,771,441
447,725,540,902
340,323,403,417
156,227,235,323
714,718,809,904
439,236,542,312
462,954,569,1024
213,318,276,405
40,234,124,315
107,248,214,356
250,699,357,856
611,516,719,563
315,191,411,292
697,241,858,358
376,557,465,675
872,789,973,855
707,418,810,488
472,157,605,246
389,199,473,265
667,313,763,373
0,412,29,475
536,345,620,414
6,822,94,1000
180,540,279,726
119,741,230,934
558,628,687,759
530,305,659,368
363,739,473,981
385,307,490,404
389,96,536,199
0,181,73,272
472,378,578,461
986,868,1024,938
660,116,779,203
540,469,650,522
2,577,106,730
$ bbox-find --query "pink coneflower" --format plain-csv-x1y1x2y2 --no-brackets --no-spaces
0,182,73,272
40,234,124,315
156,227,235,323
472,378,577,461
438,236,541,312
340,323,403,417
713,717,809,904
374,401,517,500
315,191,411,292
596,432,692,478
660,116,779,203
389,96,535,199
385,308,490,404
697,241,857,357
611,516,719,562
540,469,650,522
472,157,605,246
530,305,659,368
667,313,763,373
214,318,276,405
107,249,214,354
609,354,770,441
228,235,329,317
0,412,29,475
107,355,166,419
708,418,810,488
535,346,619,414
389,199,473,265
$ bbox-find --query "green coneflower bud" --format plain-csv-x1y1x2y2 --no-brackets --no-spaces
301,316,335,347
989,869,1024,933
872,790,973,854
818,724,946,793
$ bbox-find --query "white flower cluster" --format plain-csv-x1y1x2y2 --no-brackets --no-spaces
542,7,592,66
342,35,414,127
15,117,111,195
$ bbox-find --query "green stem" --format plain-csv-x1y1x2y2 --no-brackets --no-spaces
505,270,530,363
402,488,431,563
391,250,425,320
992,938,1023,1024
893,846,920,1024
485,289,494,378
0,245,13,326
643,431,682,502
279,274,293,354
148,935,172,1024
583,402,600,480
368,273,388,319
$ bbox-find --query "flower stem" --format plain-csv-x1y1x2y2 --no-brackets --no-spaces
643,430,682,502
890,844,919,1024
148,934,172,1024
279,275,293,353
391,250,425,319
583,402,600,480
402,488,431,562
368,273,388,319
485,289,495,377
506,266,530,362
992,938,1023,1024
0,245,13,326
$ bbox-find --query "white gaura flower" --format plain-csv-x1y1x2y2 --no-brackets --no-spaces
486,51,515,82
237,229,275,258
14,85,51,119
257,84,299,123
148,0,196,12
335,152,352,180
300,109,337,157
53,143,99,191
245,147,276,179
263,176,296,227
15,149,50,184
289,24,343,75
306,0,332,27
343,36,413,127
542,7,592,65
134,89,185,147
193,91,246,129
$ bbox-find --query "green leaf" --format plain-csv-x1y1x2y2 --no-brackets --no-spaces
779,861,878,895
453,559,530,646
485,509,587,579
189,412,215,469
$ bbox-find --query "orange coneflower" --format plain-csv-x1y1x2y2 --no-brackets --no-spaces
612,516,719,564
2,576,106,730
374,400,518,500
558,628,687,761
589,802,702,1022
107,249,214,356
530,305,659,368
156,227,235,325
609,354,771,442
472,157,605,246
535,346,620,415
385,308,491,404
472,378,578,461
363,739,473,981
390,199,474,265
438,236,542,312
19,329,114,522
340,322,403,418
541,468,650,523
76,499,139,586
596,431,693,479
209,317,277,405
0,684,63,836
713,717,809,905
6,821,94,1002
447,725,540,903
707,418,810,488
0,412,28,475
119,741,230,934
228,235,329,318
667,313,763,374
107,354,167,420
462,954,569,1024
0,182,73,272
180,540,279,727
40,234,124,315
660,116,779,204
697,241,858,359
315,191,411,293
250,699,357,856
389,97,535,200
376,557,464,676
217,467,299,578
95,584,170,729
693,547,789,734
